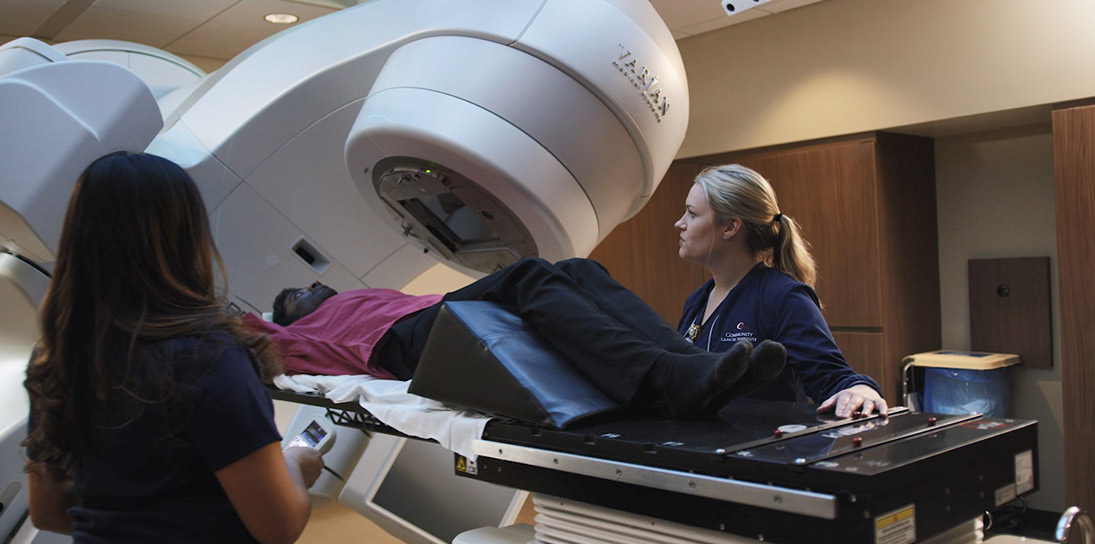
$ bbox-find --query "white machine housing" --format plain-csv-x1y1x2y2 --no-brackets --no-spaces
0,38,162,265
0,0,688,315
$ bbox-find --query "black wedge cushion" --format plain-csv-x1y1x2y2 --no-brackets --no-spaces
408,301,620,429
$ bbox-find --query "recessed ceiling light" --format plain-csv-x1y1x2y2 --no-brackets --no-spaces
264,13,299,24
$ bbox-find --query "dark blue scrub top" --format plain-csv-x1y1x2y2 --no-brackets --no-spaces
30,334,281,543
678,264,881,403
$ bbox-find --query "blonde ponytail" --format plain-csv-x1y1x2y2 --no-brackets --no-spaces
771,213,816,289
694,164,819,289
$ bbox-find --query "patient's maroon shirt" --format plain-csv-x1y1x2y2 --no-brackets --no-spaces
243,289,443,378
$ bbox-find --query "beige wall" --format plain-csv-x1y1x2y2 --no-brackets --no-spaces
677,0,1095,157
935,124,1063,512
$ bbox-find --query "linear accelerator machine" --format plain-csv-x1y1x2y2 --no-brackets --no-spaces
0,2,1056,544
0,0,687,542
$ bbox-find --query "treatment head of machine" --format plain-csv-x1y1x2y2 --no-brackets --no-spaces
345,0,689,273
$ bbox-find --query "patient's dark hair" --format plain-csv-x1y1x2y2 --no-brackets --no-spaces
272,288,294,326
23,150,283,483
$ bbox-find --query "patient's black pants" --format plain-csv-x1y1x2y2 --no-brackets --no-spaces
379,258,695,404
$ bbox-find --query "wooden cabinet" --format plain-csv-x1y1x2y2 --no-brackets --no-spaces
592,132,941,403
1051,99,1095,516
831,331,885,381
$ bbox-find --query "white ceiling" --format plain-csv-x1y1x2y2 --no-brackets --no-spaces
652,0,825,40
0,0,826,71
0,0,345,71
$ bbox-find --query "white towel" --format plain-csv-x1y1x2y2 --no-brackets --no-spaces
273,374,490,459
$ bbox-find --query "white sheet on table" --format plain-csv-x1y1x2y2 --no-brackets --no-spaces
273,374,489,459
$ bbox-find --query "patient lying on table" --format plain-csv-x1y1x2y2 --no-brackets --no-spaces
243,258,787,417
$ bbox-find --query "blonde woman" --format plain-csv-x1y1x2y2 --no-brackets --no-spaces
675,164,886,418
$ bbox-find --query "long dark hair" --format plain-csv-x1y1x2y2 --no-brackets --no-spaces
23,151,282,482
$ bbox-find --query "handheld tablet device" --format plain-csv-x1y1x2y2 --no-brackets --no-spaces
286,417,335,454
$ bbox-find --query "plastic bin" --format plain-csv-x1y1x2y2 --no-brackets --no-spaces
902,351,1019,417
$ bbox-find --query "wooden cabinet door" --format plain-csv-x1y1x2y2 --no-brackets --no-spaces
715,139,884,329
831,331,890,402
1052,100,1095,516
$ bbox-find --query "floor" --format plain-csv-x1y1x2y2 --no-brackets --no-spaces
298,503,403,544
298,494,537,543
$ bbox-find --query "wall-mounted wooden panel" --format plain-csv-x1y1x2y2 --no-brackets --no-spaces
968,257,1052,368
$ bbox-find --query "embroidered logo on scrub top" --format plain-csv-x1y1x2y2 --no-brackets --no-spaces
722,321,755,344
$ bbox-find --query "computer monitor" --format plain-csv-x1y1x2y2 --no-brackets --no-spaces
339,433,527,544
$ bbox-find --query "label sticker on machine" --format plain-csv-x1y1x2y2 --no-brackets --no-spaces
995,484,1017,506
1015,450,1034,494
875,504,916,544
455,456,478,475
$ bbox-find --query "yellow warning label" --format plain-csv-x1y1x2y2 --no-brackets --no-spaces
875,504,916,544
456,456,467,473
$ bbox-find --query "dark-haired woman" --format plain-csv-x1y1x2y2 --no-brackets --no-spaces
675,164,887,418
23,151,323,543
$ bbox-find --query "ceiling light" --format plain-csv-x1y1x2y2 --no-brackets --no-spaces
264,13,299,24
